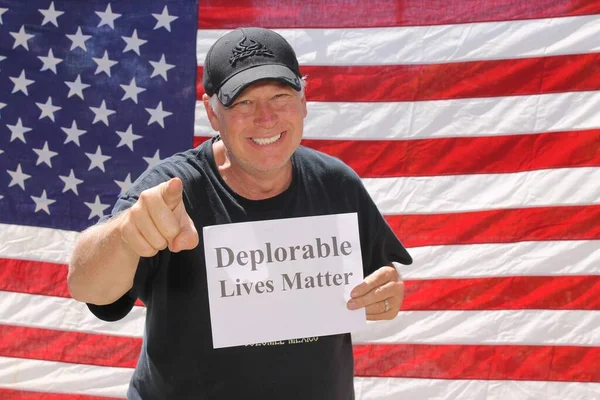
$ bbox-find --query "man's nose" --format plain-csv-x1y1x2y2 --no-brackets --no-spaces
253,101,278,128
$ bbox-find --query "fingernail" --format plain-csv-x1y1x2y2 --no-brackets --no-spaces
347,300,357,310
350,290,358,298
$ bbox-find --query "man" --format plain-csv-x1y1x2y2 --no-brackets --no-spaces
68,27,412,399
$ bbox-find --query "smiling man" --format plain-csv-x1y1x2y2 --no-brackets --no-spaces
68,27,412,400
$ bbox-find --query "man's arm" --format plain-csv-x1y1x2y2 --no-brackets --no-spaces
67,177,199,305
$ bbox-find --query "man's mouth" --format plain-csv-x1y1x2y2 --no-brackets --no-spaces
251,132,283,145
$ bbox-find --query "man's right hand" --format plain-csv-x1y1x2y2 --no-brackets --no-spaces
118,177,199,257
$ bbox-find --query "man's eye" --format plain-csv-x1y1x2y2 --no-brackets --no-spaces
234,100,251,106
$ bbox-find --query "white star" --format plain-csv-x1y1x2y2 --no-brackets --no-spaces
61,120,87,146
32,141,58,167
120,78,146,103
85,146,111,172
10,70,35,95
116,124,142,151
7,164,31,190
39,1,64,27
143,150,162,169
10,25,34,50
85,195,111,219
149,54,174,80
145,101,172,128
0,55,6,70
59,169,84,195
66,27,92,51
7,118,32,143
65,74,91,99
90,100,116,126
122,29,147,55
114,173,133,195
0,8,7,24
31,190,56,214
0,103,5,118
38,48,63,74
96,3,121,29
92,50,118,76
152,6,178,32
36,97,62,121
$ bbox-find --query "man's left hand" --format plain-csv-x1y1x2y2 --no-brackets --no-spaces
346,265,404,320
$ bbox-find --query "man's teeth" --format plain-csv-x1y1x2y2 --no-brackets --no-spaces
251,133,282,145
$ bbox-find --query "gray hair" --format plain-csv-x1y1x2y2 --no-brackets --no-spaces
209,78,307,116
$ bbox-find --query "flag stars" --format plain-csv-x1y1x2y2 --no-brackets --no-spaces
143,150,162,169
61,120,87,146
85,195,110,219
149,54,174,81
116,124,142,151
120,78,146,103
90,100,116,126
85,146,111,172
65,75,91,99
10,25,34,50
92,51,118,76
0,8,7,24
96,3,121,29
7,164,31,190
7,118,33,143
38,49,63,74
66,27,92,51
32,141,58,167
122,29,147,55
36,97,62,121
59,169,84,195
0,55,6,70
145,102,172,128
39,1,64,27
10,70,35,95
115,173,134,195
152,6,178,32
31,190,56,215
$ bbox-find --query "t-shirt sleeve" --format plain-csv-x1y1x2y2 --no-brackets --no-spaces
86,169,172,322
353,178,413,277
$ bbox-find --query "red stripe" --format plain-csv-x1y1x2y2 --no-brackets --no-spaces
0,258,144,306
195,129,600,178
403,276,600,311
388,205,600,247
2,326,597,383
0,389,121,400
197,53,600,102
198,0,600,29
353,344,600,382
0,325,140,368
3,258,599,311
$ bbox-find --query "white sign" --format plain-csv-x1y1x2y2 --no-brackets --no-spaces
203,213,365,348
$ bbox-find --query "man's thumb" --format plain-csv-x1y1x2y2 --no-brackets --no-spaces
161,177,183,210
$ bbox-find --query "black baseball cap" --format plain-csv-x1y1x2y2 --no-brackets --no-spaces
202,27,303,107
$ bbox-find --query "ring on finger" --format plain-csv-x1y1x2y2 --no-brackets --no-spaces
384,298,390,313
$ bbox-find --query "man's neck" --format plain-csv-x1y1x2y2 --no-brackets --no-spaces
212,140,293,200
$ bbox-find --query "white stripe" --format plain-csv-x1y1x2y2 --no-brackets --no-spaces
0,291,144,338
403,240,600,279
352,310,600,346
363,166,600,214
194,91,600,139
197,15,600,65
354,377,600,400
0,356,130,398
3,292,600,346
0,223,78,264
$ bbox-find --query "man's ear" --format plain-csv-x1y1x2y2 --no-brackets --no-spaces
300,92,308,119
202,94,221,132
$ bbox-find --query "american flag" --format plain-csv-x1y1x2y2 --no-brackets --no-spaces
1,0,599,398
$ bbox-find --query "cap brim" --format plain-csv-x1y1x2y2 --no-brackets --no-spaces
217,65,301,107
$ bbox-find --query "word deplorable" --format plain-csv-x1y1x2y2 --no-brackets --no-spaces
214,236,353,271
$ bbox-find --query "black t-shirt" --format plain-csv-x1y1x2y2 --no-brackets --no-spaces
88,137,412,400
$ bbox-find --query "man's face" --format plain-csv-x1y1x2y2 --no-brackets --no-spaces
205,80,307,175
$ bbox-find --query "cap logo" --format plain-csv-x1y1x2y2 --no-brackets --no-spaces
229,36,275,66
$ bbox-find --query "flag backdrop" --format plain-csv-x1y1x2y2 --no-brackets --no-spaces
1,0,599,398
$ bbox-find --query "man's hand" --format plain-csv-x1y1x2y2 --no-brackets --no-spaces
118,177,199,257
346,265,404,320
